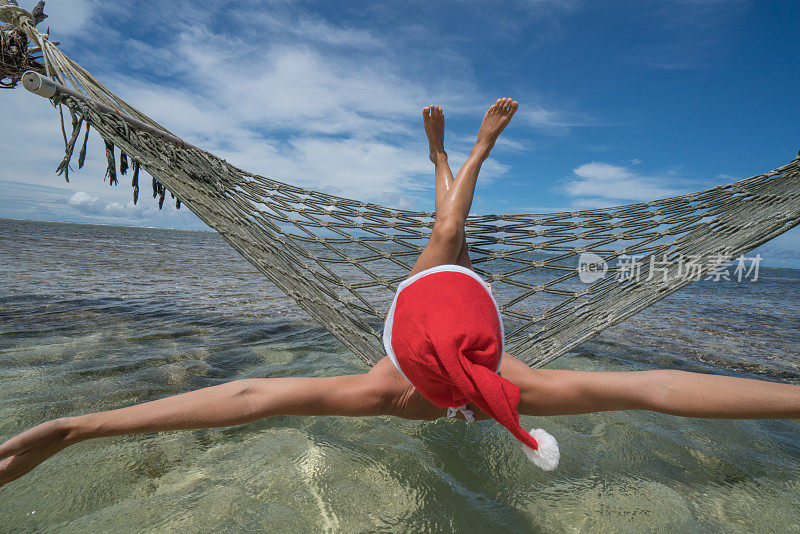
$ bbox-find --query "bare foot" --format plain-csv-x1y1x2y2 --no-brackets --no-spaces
422,105,446,163
475,97,518,156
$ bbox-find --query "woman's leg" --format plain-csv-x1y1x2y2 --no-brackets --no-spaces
423,105,472,270
409,98,518,277
498,353,800,419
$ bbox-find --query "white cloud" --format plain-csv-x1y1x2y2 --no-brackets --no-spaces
561,161,692,208
0,88,113,191
79,10,534,208
67,191,145,218
518,105,578,133
40,0,94,37
2,0,579,227
67,191,175,220
68,191,100,210
240,11,384,49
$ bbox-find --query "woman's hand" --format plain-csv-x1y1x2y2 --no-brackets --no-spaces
0,418,77,488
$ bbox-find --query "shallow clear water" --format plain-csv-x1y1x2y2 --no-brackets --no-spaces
1,218,799,533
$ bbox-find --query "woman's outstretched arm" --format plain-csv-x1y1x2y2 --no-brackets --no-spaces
0,372,398,488
499,353,800,419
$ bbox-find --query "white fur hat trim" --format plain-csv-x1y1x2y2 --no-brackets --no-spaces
521,428,560,471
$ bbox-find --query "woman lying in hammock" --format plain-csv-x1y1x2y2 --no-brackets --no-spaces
2,98,799,483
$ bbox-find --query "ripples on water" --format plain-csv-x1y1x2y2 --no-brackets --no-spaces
1,218,799,533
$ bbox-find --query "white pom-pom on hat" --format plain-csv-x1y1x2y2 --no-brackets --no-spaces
521,428,560,471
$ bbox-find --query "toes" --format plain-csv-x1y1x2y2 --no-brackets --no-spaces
499,98,516,114
488,98,519,116
425,105,446,124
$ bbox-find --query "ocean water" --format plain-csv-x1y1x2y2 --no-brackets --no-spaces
1,217,799,533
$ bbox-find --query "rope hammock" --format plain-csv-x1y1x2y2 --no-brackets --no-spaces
2,1,800,369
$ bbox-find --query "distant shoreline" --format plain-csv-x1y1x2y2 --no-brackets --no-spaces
0,216,216,234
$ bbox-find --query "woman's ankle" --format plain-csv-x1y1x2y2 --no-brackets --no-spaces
470,144,491,161
429,149,448,164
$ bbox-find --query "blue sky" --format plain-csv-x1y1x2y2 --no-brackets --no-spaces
2,0,799,266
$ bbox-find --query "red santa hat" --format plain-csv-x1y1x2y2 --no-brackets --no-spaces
383,265,559,471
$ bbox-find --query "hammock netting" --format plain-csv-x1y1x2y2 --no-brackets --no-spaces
3,1,800,368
